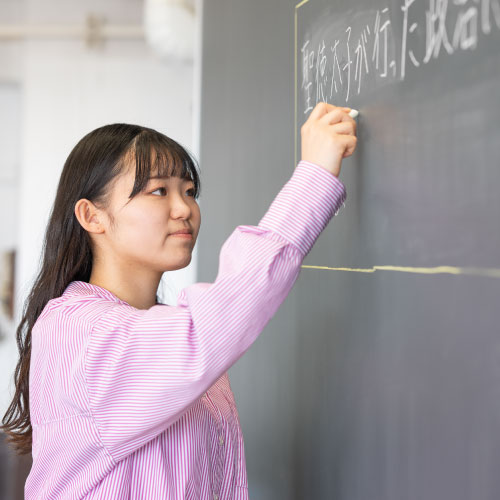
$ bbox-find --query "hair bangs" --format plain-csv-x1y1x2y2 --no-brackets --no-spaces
128,129,201,200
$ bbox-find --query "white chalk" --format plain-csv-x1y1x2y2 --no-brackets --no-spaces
348,109,359,119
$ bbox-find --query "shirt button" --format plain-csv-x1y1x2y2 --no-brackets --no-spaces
219,435,224,446
213,494,219,500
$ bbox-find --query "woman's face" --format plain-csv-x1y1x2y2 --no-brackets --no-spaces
98,159,201,273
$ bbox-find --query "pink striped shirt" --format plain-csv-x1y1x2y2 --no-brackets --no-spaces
26,160,346,499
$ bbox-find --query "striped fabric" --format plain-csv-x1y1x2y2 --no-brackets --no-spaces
26,160,346,499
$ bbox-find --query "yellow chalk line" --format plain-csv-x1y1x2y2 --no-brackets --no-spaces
301,264,500,279
295,0,311,168
295,0,310,9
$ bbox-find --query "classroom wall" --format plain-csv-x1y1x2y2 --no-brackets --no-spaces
0,0,27,445
0,6,25,498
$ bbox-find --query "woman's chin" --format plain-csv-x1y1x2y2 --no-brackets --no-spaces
163,255,192,271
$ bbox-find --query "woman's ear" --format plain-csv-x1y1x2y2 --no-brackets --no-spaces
74,199,105,234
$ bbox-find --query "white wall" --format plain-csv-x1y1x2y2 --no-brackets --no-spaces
0,84,21,252
0,0,202,416
0,0,27,424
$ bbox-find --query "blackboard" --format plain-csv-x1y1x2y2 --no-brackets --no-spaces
199,1,500,498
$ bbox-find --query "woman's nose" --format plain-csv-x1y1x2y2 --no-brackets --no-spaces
170,192,192,218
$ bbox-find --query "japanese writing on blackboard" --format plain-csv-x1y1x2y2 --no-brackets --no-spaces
300,0,500,110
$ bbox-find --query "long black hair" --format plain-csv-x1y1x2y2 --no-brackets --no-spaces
1,123,201,455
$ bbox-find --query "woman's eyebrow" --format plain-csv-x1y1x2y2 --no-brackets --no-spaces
148,174,171,179
148,174,193,183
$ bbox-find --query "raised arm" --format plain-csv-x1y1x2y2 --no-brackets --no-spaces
85,160,346,462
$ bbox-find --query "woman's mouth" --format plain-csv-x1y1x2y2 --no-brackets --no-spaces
170,233,192,239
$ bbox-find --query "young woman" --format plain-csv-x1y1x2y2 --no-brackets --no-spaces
1,101,357,499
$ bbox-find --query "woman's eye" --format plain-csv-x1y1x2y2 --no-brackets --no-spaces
151,187,196,197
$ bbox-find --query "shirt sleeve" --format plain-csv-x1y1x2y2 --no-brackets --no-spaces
85,160,347,462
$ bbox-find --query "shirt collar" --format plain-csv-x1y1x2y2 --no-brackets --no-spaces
63,281,130,305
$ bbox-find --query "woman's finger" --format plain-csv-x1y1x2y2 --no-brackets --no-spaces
307,102,331,122
319,108,354,126
330,121,356,136
307,102,352,123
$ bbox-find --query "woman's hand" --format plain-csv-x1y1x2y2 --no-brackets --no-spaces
301,102,358,178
